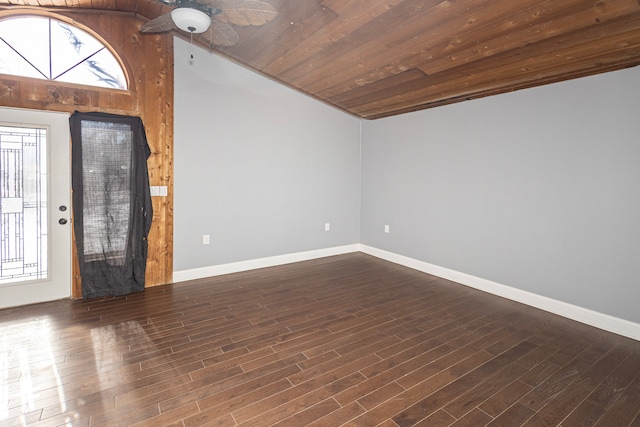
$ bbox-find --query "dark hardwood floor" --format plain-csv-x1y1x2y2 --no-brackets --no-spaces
1,253,639,426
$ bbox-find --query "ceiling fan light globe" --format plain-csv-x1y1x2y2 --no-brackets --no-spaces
171,8,211,34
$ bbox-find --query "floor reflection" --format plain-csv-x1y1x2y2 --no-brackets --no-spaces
0,316,156,425
1,317,66,424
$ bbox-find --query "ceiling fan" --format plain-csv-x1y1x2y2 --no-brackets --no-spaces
140,0,277,47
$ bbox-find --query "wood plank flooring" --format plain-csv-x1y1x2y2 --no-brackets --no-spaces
1,253,640,426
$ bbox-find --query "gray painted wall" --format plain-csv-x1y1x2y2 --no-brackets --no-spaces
361,66,640,323
173,38,361,271
174,36,640,325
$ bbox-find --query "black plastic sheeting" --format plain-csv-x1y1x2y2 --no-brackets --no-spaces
70,111,153,299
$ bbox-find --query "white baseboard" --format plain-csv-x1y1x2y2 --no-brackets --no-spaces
174,244,640,341
360,245,640,341
173,244,361,283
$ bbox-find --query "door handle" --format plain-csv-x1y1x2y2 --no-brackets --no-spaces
59,218,68,225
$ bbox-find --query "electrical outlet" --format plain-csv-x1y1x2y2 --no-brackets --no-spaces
325,223,331,231
202,234,210,245
384,224,390,234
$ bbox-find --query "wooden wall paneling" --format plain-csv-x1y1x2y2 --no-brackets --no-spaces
134,0,168,24
89,0,115,11
115,0,141,13
140,31,175,287
0,9,174,298
71,225,81,298
0,78,23,104
47,0,69,8
0,79,136,113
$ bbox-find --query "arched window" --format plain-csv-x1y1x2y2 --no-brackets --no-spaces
0,15,127,90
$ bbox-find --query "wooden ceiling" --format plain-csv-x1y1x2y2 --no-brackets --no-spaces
2,0,640,119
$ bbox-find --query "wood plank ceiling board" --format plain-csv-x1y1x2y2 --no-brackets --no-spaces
1,0,640,119
221,0,337,69
419,0,639,75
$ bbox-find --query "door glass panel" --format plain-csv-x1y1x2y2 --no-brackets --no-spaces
0,125,48,284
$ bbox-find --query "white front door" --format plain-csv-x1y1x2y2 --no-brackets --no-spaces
0,107,71,309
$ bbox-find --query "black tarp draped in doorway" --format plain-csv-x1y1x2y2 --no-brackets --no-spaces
70,111,153,298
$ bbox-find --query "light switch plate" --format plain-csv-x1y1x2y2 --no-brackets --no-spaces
150,186,168,197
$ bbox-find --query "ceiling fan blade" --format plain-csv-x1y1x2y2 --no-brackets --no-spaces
209,21,240,46
140,13,176,33
212,0,278,26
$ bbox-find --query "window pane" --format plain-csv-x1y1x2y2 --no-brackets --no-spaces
50,21,103,78
56,48,127,89
0,17,50,78
0,41,44,79
0,15,127,90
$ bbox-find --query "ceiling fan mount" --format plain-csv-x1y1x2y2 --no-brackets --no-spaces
140,0,277,46
170,5,218,34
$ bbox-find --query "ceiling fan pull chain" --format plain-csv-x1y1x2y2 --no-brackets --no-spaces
190,32,194,59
